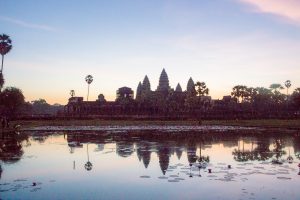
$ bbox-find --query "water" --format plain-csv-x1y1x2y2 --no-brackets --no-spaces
1,130,300,200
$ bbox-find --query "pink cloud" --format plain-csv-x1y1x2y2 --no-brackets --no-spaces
239,0,300,25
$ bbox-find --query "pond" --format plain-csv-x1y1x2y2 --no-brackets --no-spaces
1,129,300,200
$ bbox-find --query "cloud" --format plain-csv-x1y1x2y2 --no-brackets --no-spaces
238,0,300,25
0,16,57,32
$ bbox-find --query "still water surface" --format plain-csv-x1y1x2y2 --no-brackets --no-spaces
1,130,300,200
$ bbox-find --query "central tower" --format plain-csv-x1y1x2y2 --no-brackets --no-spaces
156,68,170,92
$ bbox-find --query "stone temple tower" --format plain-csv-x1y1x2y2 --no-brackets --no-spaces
142,75,151,92
136,81,142,100
186,77,196,95
156,68,170,92
175,83,182,92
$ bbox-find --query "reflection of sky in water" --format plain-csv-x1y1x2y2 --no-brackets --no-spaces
0,132,300,199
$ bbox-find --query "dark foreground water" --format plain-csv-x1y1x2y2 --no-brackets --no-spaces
0,129,300,200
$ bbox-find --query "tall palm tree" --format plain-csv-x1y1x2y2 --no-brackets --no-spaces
0,34,12,74
70,90,75,97
85,75,93,101
284,80,291,97
0,72,4,91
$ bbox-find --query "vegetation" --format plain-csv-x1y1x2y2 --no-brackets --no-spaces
85,75,93,101
291,88,300,108
0,34,12,74
0,34,27,118
0,87,25,115
66,78,299,120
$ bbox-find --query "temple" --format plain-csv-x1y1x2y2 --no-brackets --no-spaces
64,68,236,118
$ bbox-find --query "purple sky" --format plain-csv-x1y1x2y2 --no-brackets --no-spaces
1,0,300,104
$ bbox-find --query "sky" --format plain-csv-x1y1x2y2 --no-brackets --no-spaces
1,0,300,104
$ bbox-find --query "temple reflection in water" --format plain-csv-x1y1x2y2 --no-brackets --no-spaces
21,131,299,174
1,131,300,178
1,130,300,200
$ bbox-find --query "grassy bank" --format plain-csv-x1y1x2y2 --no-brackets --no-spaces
13,119,300,130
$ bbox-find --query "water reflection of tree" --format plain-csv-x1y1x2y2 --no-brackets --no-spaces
254,139,272,161
198,142,210,163
0,133,28,180
233,139,256,162
232,137,287,162
293,135,300,160
272,139,286,162
84,143,93,171
187,142,197,164
0,134,27,163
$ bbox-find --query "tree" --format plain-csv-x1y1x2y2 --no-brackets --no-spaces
269,84,285,105
269,83,284,93
70,90,75,97
245,87,257,103
31,99,50,114
284,80,291,103
0,73,4,91
291,88,300,109
195,82,209,96
192,81,211,120
85,75,93,101
231,85,247,103
0,87,24,115
253,87,272,108
0,34,12,74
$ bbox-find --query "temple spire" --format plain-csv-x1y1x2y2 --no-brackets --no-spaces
175,83,182,92
187,77,196,95
142,75,151,91
136,81,142,99
157,68,170,92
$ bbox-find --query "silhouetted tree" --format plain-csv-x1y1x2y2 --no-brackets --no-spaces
85,75,93,101
231,85,247,103
244,87,257,103
70,90,75,97
270,83,284,92
285,80,291,96
186,81,211,120
291,88,300,109
0,73,4,91
195,82,209,96
0,34,12,74
0,87,24,116
31,99,50,114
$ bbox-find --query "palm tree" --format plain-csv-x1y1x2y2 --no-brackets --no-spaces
0,34,12,74
85,75,93,101
284,80,291,100
284,80,291,94
0,72,4,91
70,90,75,97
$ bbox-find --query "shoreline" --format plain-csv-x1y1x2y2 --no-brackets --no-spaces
12,119,300,131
